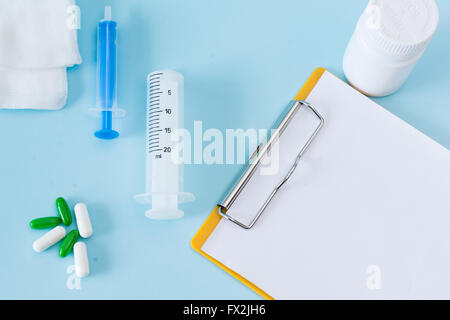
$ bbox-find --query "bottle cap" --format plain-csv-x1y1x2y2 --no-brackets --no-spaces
357,0,439,59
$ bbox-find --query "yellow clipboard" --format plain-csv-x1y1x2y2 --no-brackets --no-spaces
191,67,327,300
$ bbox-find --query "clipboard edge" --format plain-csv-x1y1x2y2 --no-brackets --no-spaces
191,67,327,300
294,67,326,101
191,206,274,300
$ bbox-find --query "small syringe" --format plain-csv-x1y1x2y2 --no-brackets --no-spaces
89,6,125,139
134,70,194,219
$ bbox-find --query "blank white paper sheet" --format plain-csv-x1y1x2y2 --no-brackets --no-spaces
201,71,450,300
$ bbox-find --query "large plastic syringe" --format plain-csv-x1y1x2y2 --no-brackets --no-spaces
134,70,194,219
89,6,125,139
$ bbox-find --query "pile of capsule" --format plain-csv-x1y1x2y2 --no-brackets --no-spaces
30,197,93,278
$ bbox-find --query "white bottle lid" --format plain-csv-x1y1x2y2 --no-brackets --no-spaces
358,0,439,60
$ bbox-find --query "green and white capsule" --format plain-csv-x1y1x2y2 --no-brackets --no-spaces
74,242,90,278
59,230,79,257
74,203,93,238
56,197,72,226
30,217,62,229
33,226,66,253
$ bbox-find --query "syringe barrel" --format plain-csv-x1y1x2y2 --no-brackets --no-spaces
134,70,193,219
146,70,185,198
145,153,180,197
97,18,117,110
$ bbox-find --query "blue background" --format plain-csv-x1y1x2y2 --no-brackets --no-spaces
0,0,449,299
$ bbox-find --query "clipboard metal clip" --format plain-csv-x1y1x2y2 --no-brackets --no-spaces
218,100,324,229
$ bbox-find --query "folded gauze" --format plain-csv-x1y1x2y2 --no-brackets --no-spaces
0,0,82,110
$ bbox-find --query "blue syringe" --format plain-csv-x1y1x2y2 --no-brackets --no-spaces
89,6,125,139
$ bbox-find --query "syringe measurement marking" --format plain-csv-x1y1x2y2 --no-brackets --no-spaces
148,81,175,156
149,72,163,78
148,126,160,132
148,76,162,155
149,111,162,117
148,100,160,152
148,95,162,157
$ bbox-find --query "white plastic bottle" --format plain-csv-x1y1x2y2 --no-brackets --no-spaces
343,0,439,97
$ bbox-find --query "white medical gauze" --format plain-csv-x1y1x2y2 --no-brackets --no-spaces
0,68,68,110
0,0,82,110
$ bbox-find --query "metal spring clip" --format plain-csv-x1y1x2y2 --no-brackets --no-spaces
218,100,324,229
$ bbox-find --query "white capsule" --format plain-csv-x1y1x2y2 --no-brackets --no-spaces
74,242,90,278
33,226,66,252
74,202,93,238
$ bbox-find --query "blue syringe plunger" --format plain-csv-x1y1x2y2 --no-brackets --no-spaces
91,6,125,140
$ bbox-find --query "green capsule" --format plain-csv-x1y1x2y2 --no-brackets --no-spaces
29,217,62,229
59,230,79,257
56,197,72,226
